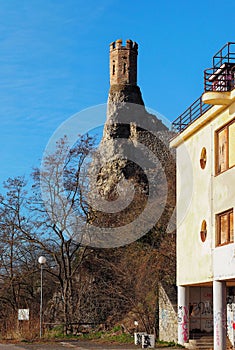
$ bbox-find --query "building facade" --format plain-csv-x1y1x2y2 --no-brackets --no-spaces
170,42,235,350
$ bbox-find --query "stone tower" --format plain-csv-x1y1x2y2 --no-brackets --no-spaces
108,39,144,111
109,39,138,86
88,39,175,245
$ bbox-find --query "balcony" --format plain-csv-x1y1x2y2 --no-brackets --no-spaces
172,42,235,133
171,97,212,132
204,63,235,93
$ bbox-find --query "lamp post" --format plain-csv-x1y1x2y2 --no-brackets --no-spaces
38,256,46,338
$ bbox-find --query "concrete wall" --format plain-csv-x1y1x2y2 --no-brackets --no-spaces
175,101,235,286
176,121,213,285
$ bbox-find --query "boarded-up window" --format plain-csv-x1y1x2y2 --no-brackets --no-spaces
230,211,234,242
229,122,235,168
216,209,234,246
220,214,228,244
218,128,227,173
216,119,235,174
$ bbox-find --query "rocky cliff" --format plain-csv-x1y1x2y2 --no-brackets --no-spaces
87,86,175,248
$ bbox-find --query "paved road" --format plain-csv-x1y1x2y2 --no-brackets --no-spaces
0,342,180,350
0,341,138,350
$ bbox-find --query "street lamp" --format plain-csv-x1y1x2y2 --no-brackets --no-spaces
38,256,47,338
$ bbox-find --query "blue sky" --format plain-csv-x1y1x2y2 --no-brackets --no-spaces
0,0,235,187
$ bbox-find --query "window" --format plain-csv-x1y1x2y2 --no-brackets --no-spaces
200,220,207,242
216,209,234,246
200,147,207,169
216,119,235,174
123,62,126,74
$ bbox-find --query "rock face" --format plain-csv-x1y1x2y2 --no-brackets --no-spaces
88,39,175,247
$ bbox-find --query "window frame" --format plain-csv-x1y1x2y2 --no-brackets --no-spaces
215,119,235,175
216,208,234,247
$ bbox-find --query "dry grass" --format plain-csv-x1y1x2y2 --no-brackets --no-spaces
0,314,40,341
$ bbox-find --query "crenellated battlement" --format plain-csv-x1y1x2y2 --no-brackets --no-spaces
109,38,138,86
109,39,138,52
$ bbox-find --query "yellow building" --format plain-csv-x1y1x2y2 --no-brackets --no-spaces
170,42,235,350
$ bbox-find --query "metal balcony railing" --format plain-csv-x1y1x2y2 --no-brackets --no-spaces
204,42,235,92
212,42,235,69
204,63,235,92
171,96,212,132
172,42,235,133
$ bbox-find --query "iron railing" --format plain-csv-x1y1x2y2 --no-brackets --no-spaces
204,63,235,92
171,96,212,132
212,42,235,69
172,42,235,133
204,42,235,92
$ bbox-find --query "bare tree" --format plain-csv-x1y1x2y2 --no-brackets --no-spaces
0,129,176,338
84,230,176,335
25,134,94,333
0,134,96,334
0,178,44,335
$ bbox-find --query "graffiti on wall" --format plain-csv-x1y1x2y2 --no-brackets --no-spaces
189,288,213,333
161,309,168,329
189,301,213,316
227,302,235,346
178,305,189,342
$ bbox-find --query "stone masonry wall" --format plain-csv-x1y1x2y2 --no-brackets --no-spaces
159,283,178,343
109,39,138,86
